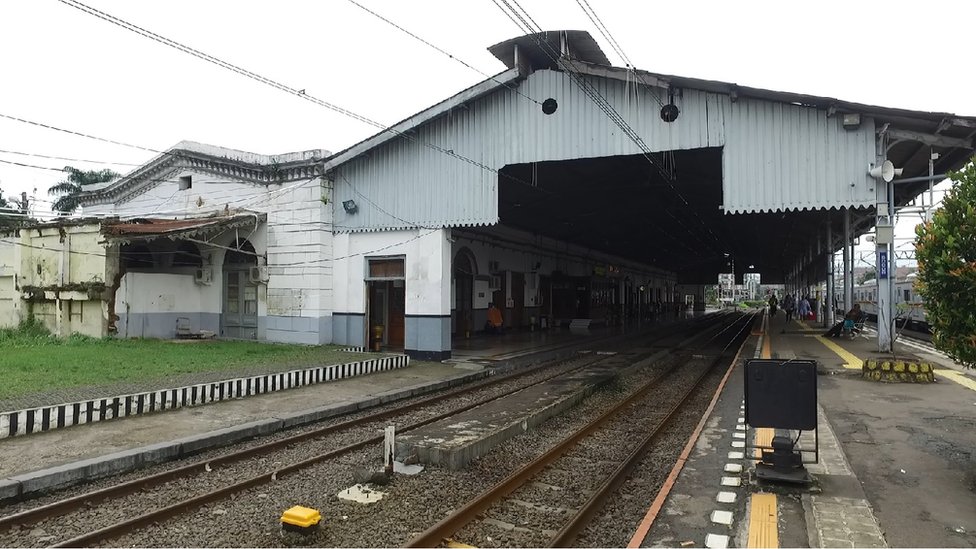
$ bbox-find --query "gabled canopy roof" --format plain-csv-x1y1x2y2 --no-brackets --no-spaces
80,141,328,207
325,30,976,186
101,213,265,243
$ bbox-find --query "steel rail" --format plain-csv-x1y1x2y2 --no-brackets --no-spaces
403,313,751,548
32,321,718,547
2,321,700,530
0,352,605,531
548,314,755,547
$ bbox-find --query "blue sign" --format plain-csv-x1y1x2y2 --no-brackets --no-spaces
878,251,888,279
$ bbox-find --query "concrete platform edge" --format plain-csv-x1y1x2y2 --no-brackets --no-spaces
0,368,489,503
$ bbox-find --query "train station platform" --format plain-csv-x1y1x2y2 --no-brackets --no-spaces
639,310,976,548
0,318,671,501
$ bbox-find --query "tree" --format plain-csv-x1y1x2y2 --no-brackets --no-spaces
858,270,876,284
48,166,119,215
914,158,976,368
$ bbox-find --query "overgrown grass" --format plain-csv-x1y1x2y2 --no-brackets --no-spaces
0,320,370,401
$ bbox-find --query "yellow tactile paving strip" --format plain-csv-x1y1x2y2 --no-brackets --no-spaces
754,427,773,459
747,493,779,548
935,369,976,392
814,336,862,369
816,334,976,392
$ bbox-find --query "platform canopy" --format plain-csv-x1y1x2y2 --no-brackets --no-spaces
324,31,976,284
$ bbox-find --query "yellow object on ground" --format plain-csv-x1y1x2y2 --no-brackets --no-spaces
281,505,321,530
747,493,779,548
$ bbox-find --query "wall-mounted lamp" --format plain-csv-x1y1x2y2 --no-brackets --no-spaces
342,199,358,214
842,113,861,130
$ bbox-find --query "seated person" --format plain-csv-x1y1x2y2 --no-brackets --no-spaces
485,302,504,334
824,304,861,337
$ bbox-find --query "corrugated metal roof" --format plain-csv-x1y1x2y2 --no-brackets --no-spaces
102,213,264,241
326,31,975,229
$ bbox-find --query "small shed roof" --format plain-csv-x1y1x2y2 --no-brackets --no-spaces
101,213,264,243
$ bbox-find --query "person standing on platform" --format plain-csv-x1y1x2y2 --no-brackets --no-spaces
798,295,811,320
782,294,796,322
485,302,504,334
768,294,778,317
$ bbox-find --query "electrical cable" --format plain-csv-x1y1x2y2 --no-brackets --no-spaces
0,148,142,167
344,0,540,105
489,2,722,253
55,0,536,191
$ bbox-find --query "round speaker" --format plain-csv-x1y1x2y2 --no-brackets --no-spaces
660,103,680,123
542,98,558,115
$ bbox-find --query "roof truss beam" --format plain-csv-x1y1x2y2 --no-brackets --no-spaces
884,128,973,150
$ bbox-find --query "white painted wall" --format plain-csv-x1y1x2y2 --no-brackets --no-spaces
84,166,334,344
333,228,450,315
117,272,215,315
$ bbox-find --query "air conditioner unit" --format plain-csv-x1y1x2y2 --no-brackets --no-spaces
488,275,502,291
249,265,270,284
194,267,213,285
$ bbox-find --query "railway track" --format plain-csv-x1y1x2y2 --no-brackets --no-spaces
0,317,729,548
405,313,754,548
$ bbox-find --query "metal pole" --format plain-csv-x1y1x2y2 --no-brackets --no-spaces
826,215,834,328
875,137,893,352
891,172,946,185
927,151,938,222
848,218,855,313
889,175,897,343
843,207,852,311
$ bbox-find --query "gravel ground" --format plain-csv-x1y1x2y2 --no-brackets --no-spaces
453,353,715,548
104,350,680,548
0,351,404,413
582,357,732,547
96,317,737,548
0,315,742,548
0,353,608,547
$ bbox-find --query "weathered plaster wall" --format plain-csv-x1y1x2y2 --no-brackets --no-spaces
0,222,113,337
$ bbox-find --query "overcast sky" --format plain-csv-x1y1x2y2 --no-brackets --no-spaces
1,0,972,234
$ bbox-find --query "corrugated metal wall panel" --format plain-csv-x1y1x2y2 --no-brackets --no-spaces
333,69,878,231
334,70,727,232
722,97,876,214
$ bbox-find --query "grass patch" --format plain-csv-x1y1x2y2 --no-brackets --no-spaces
0,321,374,401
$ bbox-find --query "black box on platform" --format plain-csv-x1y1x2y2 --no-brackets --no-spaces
744,359,817,430
744,358,818,484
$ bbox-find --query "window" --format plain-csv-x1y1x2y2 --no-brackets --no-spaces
121,244,154,269
368,257,405,279
172,242,203,267
179,175,192,191
903,289,911,302
225,239,257,265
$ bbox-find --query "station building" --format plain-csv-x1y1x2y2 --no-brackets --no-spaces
3,30,973,358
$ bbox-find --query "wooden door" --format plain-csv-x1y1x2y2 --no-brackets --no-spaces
222,269,258,339
388,283,405,347
510,272,524,328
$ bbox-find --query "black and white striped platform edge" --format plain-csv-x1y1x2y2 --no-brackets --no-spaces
339,346,367,352
0,354,410,439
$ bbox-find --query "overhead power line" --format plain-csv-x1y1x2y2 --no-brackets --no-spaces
489,1,724,253
55,1,384,128
0,112,164,155
575,0,630,67
55,0,539,190
0,148,142,167
0,158,67,172
344,0,540,105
